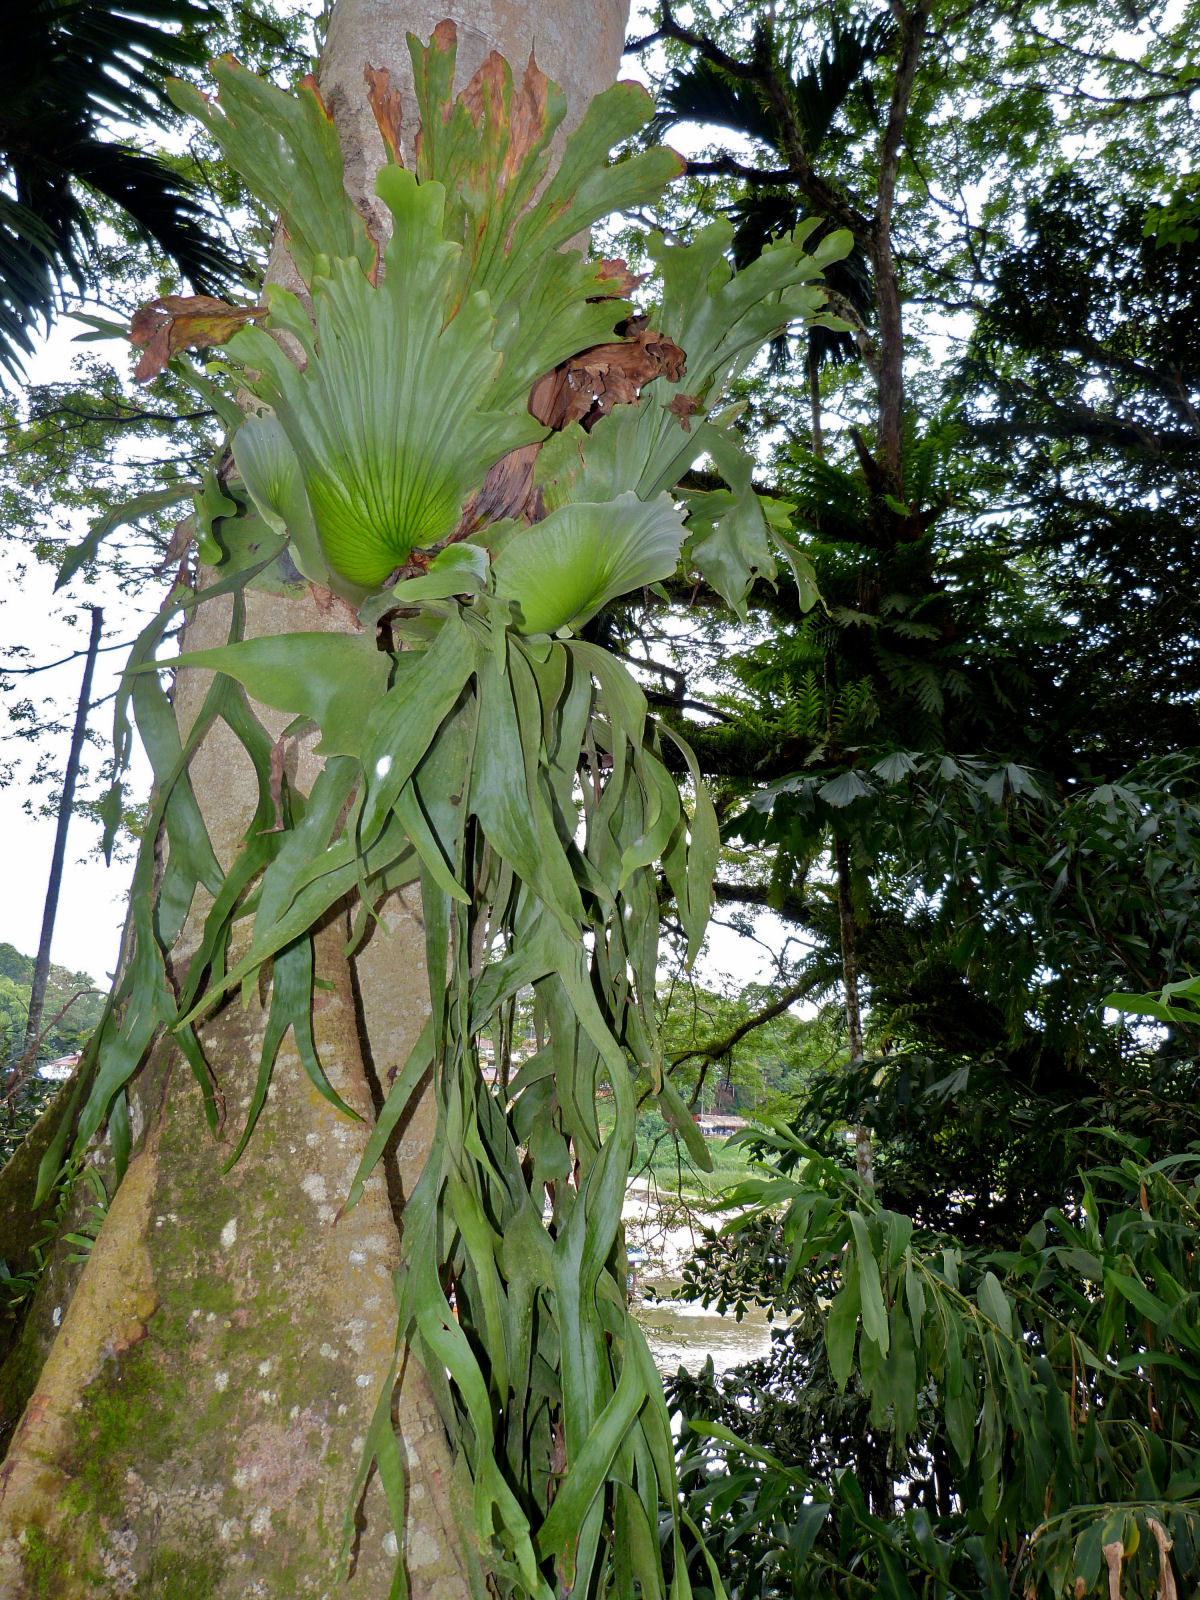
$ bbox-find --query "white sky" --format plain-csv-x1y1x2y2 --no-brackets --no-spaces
0,320,150,984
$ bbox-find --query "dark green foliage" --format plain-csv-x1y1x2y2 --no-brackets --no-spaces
0,942,103,1168
615,5,1200,1595
0,0,247,375
960,173,1200,771
667,1132,1200,1598
737,752,1200,1241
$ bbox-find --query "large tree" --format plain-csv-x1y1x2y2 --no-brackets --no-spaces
0,5,632,1595
0,0,844,1593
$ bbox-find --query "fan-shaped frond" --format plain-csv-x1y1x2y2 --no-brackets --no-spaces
648,55,778,149
785,13,893,157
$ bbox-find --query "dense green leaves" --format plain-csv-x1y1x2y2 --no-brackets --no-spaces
39,23,846,1600
670,1127,1200,1598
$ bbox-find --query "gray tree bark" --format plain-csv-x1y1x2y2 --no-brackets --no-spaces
0,4,629,1595
835,836,874,1192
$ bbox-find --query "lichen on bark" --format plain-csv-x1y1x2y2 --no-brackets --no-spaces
0,940,466,1599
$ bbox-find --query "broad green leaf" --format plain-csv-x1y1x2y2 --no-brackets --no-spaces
826,1268,861,1391
819,770,874,807
170,62,375,284
358,612,478,844
654,1067,714,1173
491,493,687,636
1104,1268,1169,1322
408,27,681,407
165,632,390,756
224,934,355,1168
770,529,821,612
57,483,194,592
849,1210,890,1355
977,1271,1014,1338
661,725,719,965
470,652,584,928
359,544,490,632
887,1303,919,1439
686,1421,793,1473
535,1335,645,1558
231,410,343,597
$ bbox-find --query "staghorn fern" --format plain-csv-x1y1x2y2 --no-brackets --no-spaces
46,24,853,1600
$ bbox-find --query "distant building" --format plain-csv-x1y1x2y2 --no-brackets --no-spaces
39,1053,80,1080
693,1111,748,1140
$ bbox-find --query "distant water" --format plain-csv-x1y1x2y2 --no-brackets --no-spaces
634,1281,778,1375
622,1182,780,1375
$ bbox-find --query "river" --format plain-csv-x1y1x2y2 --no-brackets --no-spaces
623,1181,778,1375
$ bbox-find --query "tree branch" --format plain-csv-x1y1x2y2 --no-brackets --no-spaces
712,879,815,926
652,0,874,242
670,978,812,1070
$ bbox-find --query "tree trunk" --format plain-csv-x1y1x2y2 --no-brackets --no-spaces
835,836,874,1191
806,342,824,461
869,1,928,494
0,5,630,1595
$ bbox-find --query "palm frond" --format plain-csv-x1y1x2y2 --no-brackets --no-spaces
648,56,778,149
786,14,893,156
650,15,886,377
69,141,238,294
0,0,235,374
0,195,58,374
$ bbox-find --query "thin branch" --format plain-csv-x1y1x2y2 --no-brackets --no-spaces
0,637,134,676
2,988,100,1108
670,978,811,1071
0,404,214,436
1015,21,1183,83
652,0,873,241
684,156,802,185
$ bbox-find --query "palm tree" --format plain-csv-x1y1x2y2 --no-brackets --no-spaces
0,0,239,376
647,11,886,445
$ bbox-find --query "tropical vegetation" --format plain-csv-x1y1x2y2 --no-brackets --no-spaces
0,0,1198,1596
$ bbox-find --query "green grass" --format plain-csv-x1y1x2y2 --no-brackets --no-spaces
593,1102,758,1197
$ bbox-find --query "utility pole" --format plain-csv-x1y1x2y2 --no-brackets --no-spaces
20,606,103,1063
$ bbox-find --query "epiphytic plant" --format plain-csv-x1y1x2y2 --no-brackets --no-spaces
45,24,850,1597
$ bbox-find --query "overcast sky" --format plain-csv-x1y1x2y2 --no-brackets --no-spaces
0,316,151,983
